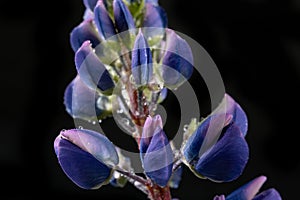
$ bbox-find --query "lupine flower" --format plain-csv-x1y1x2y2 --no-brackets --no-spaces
140,115,173,187
113,0,136,33
131,29,153,86
213,93,248,136
161,29,194,89
94,0,117,41
168,165,183,189
142,2,167,44
143,3,167,29
75,40,115,94
145,0,158,5
54,0,283,199
182,94,249,182
70,19,101,52
83,0,98,11
54,129,119,189
214,175,282,200
64,75,111,121
157,87,168,104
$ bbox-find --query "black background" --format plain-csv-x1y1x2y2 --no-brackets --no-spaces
0,0,299,199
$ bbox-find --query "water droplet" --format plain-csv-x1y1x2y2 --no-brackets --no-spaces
134,111,140,116
114,171,121,179
143,102,148,106
99,119,102,123
134,181,142,188
78,126,83,129
183,124,189,132
129,75,136,84
92,121,97,125
117,109,124,114
122,118,130,126
97,96,111,110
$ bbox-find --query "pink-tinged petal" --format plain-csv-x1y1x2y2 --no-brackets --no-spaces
54,135,112,189
60,129,119,167
214,93,248,136
142,129,173,187
213,195,225,200
226,176,267,200
140,115,163,153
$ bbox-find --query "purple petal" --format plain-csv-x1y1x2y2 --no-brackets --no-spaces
55,136,112,189
253,188,282,200
131,30,153,86
157,87,168,104
214,94,248,137
70,19,100,52
183,114,231,163
142,3,167,43
225,94,248,136
75,41,115,93
83,0,98,10
94,0,116,40
140,115,163,154
60,129,119,167
168,165,183,189
64,76,104,121
83,8,94,21
213,195,225,200
142,129,173,187
113,0,136,33
162,29,194,89
146,0,158,5
143,3,167,28
194,124,249,182
226,176,267,200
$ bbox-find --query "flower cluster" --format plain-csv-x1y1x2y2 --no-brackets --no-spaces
53,0,282,199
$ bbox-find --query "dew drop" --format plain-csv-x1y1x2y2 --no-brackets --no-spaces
122,118,130,126
97,96,111,110
92,121,97,125
183,124,189,132
134,111,140,116
78,126,83,129
129,75,136,84
98,119,102,123
114,171,121,179
134,181,142,188
117,109,124,114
